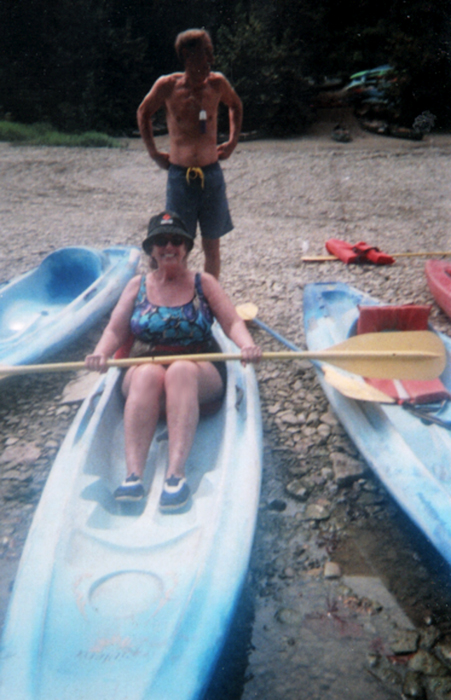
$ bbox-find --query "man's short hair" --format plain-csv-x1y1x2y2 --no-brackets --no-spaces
175,29,214,64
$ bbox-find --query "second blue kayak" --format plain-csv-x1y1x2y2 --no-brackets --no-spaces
303,281,451,566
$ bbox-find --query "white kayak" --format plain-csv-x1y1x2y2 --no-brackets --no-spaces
0,325,262,700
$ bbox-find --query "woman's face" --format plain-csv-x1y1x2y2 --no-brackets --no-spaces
150,234,189,267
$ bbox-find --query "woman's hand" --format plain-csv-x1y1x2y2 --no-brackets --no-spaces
85,352,109,373
240,345,262,365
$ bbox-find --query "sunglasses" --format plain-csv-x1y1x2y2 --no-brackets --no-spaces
152,234,186,247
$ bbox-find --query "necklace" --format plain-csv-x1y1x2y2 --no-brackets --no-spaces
187,78,207,133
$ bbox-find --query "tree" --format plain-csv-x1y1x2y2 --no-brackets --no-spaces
216,5,315,135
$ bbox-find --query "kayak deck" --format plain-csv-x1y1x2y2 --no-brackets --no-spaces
0,325,262,700
303,282,451,566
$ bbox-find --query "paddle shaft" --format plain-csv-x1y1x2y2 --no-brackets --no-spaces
0,331,445,380
302,251,451,262
1,350,438,372
251,317,299,352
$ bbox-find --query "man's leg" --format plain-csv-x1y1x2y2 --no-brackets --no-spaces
202,238,220,278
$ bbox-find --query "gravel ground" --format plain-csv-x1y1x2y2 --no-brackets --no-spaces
1,116,451,699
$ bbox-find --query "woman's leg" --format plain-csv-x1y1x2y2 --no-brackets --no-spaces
164,360,224,480
122,364,166,479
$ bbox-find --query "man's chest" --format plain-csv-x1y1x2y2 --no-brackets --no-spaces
167,83,220,122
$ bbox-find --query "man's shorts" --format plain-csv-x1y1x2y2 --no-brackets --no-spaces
166,162,233,240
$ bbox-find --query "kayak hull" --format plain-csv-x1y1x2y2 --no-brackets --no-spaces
0,246,140,365
0,325,262,700
425,259,451,319
303,282,451,566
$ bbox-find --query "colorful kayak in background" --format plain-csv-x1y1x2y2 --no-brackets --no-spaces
0,325,262,700
0,246,140,366
426,259,451,320
303,281,451,567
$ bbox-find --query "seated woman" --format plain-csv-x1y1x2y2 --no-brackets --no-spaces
85,211,261,511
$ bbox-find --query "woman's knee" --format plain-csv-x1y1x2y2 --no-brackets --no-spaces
123,363,166,398
165,361,198,391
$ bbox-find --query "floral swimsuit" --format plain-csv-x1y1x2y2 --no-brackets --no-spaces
129,273,226,387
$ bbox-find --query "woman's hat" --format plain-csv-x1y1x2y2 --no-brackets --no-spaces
142,211,194,253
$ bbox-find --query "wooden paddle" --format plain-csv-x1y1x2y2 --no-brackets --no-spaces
302,251,451,262
0,330,445,381
236,302,396,402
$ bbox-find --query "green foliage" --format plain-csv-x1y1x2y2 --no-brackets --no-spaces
1,0,450,135
0,121,123,147
384,0,451,127
216,9,314,135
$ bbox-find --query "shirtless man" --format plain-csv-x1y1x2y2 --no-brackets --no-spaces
137,29,243,278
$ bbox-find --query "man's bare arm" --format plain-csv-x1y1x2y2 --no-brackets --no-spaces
137,77,171,170
216,76,243,161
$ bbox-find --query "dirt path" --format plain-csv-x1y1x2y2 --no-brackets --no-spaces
1,119,451,699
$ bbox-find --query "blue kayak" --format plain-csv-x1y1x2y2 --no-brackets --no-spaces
303,282,451,566
0,325,262,700
0,246,140,366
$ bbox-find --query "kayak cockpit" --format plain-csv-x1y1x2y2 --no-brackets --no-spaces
0,247,107,341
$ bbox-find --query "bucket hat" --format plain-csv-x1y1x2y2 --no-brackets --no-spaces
142,211,194,254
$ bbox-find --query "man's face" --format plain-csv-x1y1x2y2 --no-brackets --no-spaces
184,42,213,82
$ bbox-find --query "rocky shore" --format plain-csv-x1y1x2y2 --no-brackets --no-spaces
1,121,451,699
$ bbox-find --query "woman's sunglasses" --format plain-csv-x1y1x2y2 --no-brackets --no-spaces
153,234,186,247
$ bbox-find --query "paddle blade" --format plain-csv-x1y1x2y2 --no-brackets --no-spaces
319,331,446,380
236,302,259,321
322,366,396,402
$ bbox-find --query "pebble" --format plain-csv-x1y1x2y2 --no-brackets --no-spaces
323,561,341,579
408,650,449,677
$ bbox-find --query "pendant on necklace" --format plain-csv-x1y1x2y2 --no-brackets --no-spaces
199,109,207,134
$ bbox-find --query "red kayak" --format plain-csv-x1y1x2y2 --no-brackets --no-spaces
425,260,451,319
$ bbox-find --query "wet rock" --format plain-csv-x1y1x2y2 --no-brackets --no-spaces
4,436,19,446
320,411,338,427
0,442,41,468
434,643,451,671
44,439,60,450
330,452,365,486
55,405,72,416
366,652,403,690
389,629,419,654
285,479,310,501
280,567,295,579
420,627,442,651
287,461,310,477
303,501,332,521
267,499,287,512
275,608,303,626
408,649,449,677
424,675,451,699
323,561,341,579
317,424,331,440
279,411,303,426
402,670,426,699
2,476,35,502
292,439,312,456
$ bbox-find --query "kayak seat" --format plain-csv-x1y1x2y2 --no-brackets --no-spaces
357,304,451,404
40,248,105,302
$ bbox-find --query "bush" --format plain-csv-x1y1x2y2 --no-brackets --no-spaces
0,121,123,147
